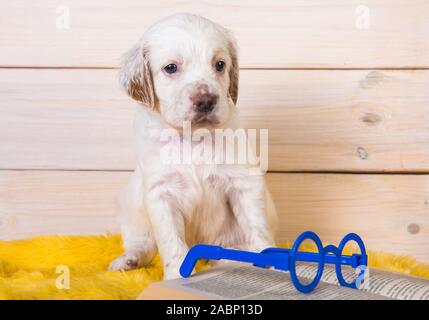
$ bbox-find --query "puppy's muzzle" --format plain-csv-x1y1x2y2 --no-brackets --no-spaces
191,84,219,114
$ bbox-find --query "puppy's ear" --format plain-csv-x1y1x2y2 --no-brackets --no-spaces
118,43,157,109
227,36,239,105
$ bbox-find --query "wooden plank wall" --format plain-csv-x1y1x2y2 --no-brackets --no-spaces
0,1,428,262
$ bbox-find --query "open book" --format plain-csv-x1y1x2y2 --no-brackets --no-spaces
138,263,429,300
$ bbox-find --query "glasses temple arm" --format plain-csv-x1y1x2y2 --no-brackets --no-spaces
180,244,289,277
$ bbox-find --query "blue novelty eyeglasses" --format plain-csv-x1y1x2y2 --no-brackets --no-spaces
180,231,368,293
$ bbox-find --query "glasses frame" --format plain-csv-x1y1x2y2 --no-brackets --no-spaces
180,231,368,294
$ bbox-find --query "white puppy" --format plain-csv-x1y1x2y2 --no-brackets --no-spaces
109,13,277,279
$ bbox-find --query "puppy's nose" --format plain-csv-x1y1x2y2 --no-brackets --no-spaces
193,92,218,113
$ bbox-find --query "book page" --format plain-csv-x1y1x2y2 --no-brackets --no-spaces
154,263,429,300
159,264,388,300
296,264,429,300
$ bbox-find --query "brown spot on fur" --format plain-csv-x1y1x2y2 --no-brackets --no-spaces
227,40,239,105
206,174,227,189
119,45,159,110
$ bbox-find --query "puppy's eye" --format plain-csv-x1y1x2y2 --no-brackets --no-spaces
215,60,225,72
164,64,178,74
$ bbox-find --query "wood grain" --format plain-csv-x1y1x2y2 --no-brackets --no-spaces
268,174,429,263
1,69,428,172
0,171,122,238
0,0,428,68
0,171,428,262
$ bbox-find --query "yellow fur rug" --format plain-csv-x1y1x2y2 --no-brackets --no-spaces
0,234,428,300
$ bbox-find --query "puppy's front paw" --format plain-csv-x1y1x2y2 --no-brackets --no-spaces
109,253,140,271
163,260,186,280
163,268,182,280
